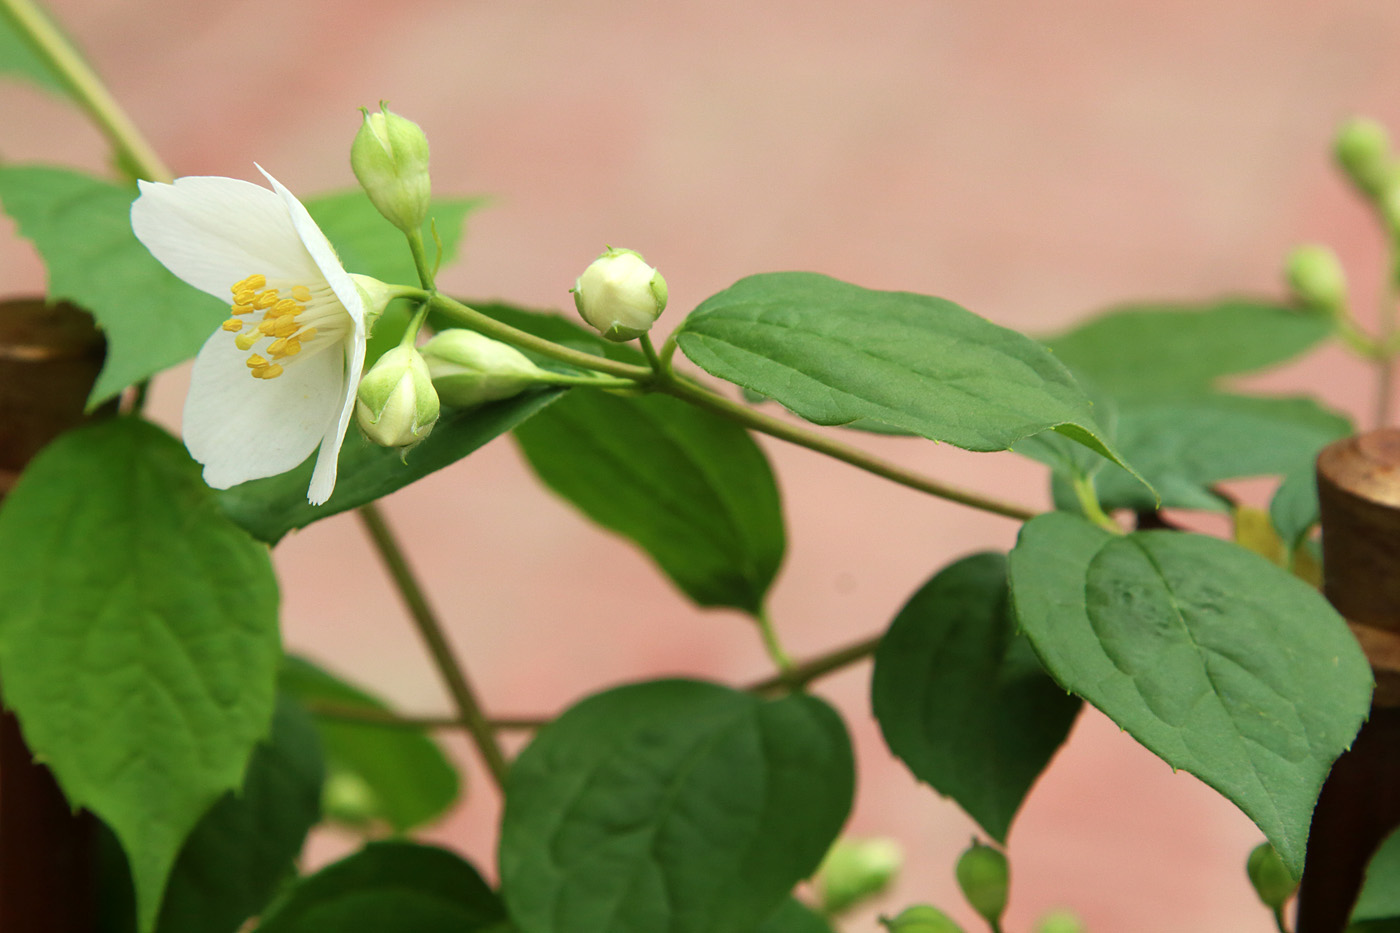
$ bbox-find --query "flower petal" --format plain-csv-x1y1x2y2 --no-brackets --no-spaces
306,334,365,506
183,329,345,489
131,176,322,299
257,165,366,327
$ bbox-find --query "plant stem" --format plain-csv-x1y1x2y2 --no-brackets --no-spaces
659,376,1039,522
1071,472,1122,534
639,332,668,376
748,633,882,695
425,292,655,383
356,502,510,791
2,0,172,183
1377,250,1400,427
406,228,435,290
754,606,795,679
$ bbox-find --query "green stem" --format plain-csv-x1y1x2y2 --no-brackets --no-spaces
406,228,435,291
356,502,511,791
754,606,795,679
424,292,654,383
639,332,668,376
398,301,432,348
748,633,882,695
1272,905,1288,933
2,0,173,183
1071,472,1122,534
659,376,1039,522
525,372,637,390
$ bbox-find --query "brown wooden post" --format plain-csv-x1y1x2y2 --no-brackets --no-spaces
0,298,106,932
1297,429,1400,932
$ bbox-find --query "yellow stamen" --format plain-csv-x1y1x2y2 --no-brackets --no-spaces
253,289,280,310
246,354,269,369
221,319,244,332
257,363,284,379
270,298,302,317
291,285,313,302
232,274,267,293
230,303,254,315
297,327,318,342
235,332,260,351
281,338,302,356
259,318,299,338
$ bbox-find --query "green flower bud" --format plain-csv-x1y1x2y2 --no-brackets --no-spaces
956,839,1009,926
1246,842,1297,911
1336,117,1395,199
572,246,668,342
1035,909,1087,933
320,769,380,828
1285,244,1347,311
420,329,550,408
816,837,903,916
878,905,966,933
355,345,439,449
351,102,431,233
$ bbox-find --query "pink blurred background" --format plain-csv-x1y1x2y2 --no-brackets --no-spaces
5,0,1400,929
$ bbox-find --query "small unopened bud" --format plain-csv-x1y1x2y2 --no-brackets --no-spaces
1246,842,1297,911
351,103,431,233
955,839,1009,926
572,246,667,342
420,329,549,408
816,837,903,916
1285,245,1347,312
1035,909,1087,933
1336,117,1395,200
878,905,965,933
321,770,380,829
355,345,439,449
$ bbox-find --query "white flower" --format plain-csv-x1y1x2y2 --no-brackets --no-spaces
131,166,367,505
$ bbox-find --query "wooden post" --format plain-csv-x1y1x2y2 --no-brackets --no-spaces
1297,429,1400,932
0,298,106,932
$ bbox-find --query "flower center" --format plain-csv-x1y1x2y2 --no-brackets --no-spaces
220,273,349,380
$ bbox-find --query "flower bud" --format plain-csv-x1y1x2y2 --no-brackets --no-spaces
1034,909,1087,933
355,345,439,449
1335,117,1395,200
1246,842,1297,911
420,329,550,408
572,246,667,342
878,905,965,933
1285,244,1347,312
816,837,903,916
321,770,380,829
955,839,1009,926
351,103,431,233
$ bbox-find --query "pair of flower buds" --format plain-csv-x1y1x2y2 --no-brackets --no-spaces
355,244,668,449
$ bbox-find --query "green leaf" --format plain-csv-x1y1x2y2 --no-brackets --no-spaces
1086,394,1351,512
98,693,324,933
1354,826,1400,923
514,390,784,615
1044,299,1331,399
255,841,507,933
217,387,565,543
1007,513,1373,875
674,273,1126,468
0,417,280,931
279,655,459,832
872,553,1080,842
0,4,73,97
305,191,486,288
755,899,834,933
499,679,855,933
0,166,226,406
1271,458,1322,550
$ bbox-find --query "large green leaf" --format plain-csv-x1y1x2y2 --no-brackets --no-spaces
674,273,1125,467
255,841,507,933
872,553,1080,842
0,3,74,97
1086,394,1351,512
499,679,854,933
1044,299,1331,399
1007,513,1372,875
279,655,458,832
756,899,834,933
514,390,784,615
0,417,281,931
0,166,226,405
99,694,324,933
1354,827,1400,924
217,387,565,543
